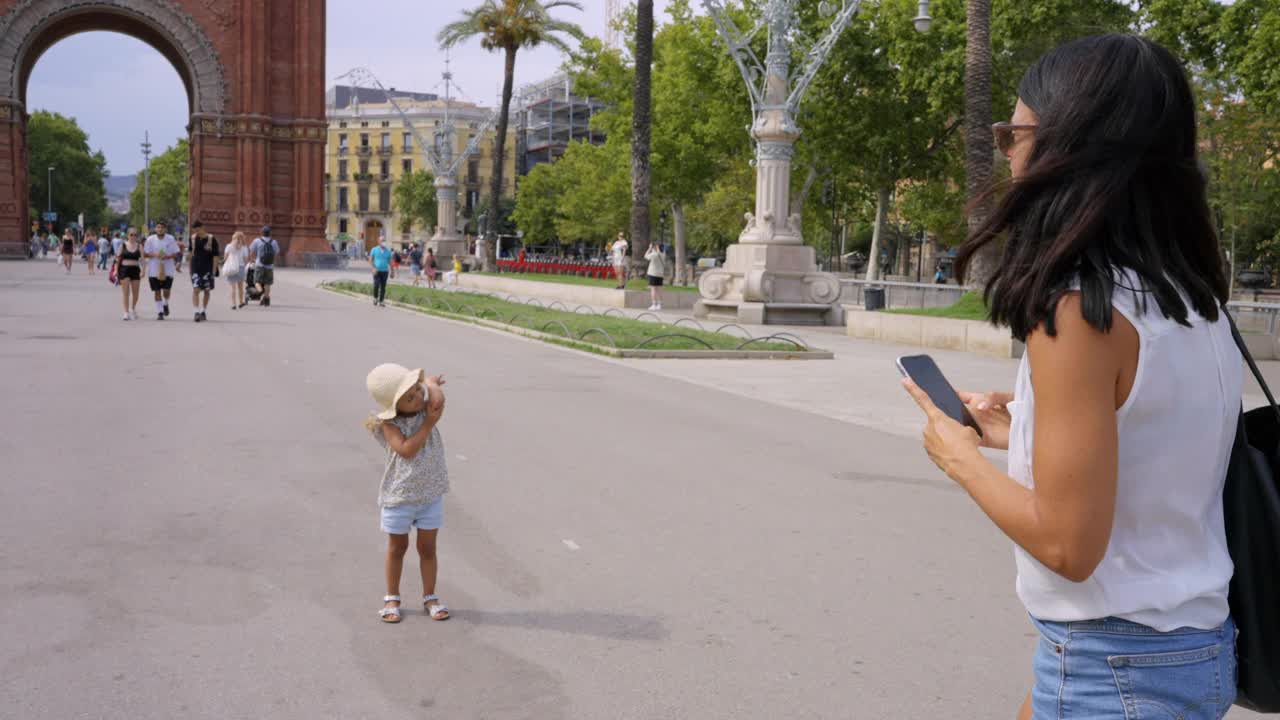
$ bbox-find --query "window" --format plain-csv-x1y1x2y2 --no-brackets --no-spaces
338,159,348,181
360,121,368,128
380,159,390,178
402,158,413,174
338,187,349,212
337,133,348,155
381,132,391,149
338,218,348,234
338,121,347,129
358,187,369,212
359,160,369,176
379,187,391,212
402,133,412,152
360,133,369,147
381,121,390,128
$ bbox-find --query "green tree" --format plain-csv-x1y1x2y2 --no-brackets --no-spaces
26,111,108,229
392,170,438,235
437,0,586,271
128,138,188,231
511,160,568,244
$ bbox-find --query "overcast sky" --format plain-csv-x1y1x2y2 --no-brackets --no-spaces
27,0,672,177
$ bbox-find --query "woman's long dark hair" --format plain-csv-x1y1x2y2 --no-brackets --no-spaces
956,35,1228,341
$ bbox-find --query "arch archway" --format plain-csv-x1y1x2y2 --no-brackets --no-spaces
0,0,327,261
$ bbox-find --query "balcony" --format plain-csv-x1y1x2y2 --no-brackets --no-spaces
377,174,393,184
402,145,413,153
357,146,372,157
338,204,350,213
338,146,349,156
355,173,373,185
377,145,393,156
338,173,350,182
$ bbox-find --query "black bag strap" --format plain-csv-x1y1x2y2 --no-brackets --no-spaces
1226,307,1280,427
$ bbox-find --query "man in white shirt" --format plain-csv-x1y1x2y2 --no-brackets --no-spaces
248,226,280,307
111,231,124,258
144,220,180,320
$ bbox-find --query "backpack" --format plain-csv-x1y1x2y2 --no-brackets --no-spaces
258,238,276,266
1224,315,1280,712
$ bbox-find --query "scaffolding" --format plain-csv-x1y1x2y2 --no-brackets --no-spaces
515,74,607,175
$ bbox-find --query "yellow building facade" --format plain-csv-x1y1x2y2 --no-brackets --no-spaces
324,87,517,251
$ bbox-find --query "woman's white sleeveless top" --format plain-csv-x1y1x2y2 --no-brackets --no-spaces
1007,272,1240,631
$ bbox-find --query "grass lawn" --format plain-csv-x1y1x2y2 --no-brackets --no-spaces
325,281,803,353
886,291,991,321
481,271,700,294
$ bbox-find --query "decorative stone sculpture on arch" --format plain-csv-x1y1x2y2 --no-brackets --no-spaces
0,0,328,262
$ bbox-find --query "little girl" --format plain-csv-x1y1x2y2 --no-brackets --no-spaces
365,363,451,624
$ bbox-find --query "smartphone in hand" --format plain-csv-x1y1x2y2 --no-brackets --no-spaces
896,354,984,437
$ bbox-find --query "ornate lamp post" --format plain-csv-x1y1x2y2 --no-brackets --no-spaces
695,0,931,325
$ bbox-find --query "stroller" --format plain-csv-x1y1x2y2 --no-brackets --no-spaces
245,267,265,302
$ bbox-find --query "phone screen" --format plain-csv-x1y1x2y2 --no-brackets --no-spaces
897,354,983,436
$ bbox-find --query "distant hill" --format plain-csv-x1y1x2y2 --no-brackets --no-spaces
105,174,135,201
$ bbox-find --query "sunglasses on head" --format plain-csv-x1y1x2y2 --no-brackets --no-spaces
991,122,1038,155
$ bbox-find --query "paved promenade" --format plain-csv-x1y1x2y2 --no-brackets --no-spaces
1,259,1261,719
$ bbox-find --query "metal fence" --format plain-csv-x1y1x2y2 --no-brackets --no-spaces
1228,301,1280,335
838,278,968,310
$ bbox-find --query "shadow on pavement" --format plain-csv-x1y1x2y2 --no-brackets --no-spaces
451,609,669,642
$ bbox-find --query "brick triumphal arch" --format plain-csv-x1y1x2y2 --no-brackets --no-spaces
0,0,327,262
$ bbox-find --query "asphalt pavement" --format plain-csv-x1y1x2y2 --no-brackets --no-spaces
0,259,1260,719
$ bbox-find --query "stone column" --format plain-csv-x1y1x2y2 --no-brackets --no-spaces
429,174,465,260
694,23,840,325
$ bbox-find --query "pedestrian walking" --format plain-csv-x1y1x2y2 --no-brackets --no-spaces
903,35,1241,720
369,237,393,306
248,226,279,307
82,231,98,275
115,228,143,320
644,242,666,311
222,231,250,310
96,230,112,270
187,221,221,322
409,244,424,287
144,220,180,319
391,247,402,280
425,248,439,289
611,232,629,289
364,363,451,624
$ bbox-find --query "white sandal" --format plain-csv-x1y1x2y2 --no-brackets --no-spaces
423,594,450,621
379,595,402,623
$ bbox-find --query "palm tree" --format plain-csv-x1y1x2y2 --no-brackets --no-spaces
438,0,586,271
631,0,655,266
963,0,996,287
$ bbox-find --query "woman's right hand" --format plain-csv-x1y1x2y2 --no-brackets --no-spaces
958,391,1014,450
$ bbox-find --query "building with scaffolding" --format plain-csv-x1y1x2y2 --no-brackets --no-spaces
515,74,607,176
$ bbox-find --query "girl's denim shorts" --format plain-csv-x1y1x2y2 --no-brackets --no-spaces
1030,614,1236,719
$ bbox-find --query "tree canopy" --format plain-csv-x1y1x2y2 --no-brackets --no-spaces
27,111,108,230
128,138,188,231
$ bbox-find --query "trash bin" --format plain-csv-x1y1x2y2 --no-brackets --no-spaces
864,286,886,311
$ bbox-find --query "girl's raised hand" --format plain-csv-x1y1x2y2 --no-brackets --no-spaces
427,374,446,387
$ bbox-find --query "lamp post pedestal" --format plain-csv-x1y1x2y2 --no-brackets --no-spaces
429,175,466,260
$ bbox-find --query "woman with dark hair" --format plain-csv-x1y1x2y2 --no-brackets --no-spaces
903,35,1239,719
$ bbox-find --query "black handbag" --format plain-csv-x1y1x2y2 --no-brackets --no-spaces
1225,315,1280,713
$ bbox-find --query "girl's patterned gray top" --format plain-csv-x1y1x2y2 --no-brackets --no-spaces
373,411,449,507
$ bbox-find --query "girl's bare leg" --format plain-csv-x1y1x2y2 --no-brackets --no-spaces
384,533,409,613
416,528,439,597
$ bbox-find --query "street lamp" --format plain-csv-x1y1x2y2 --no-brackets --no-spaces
46,166,54,217
697,0,932,323
913,0,933,34
141,131,152,231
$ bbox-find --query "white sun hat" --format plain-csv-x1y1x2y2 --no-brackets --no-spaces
367,363,424,420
